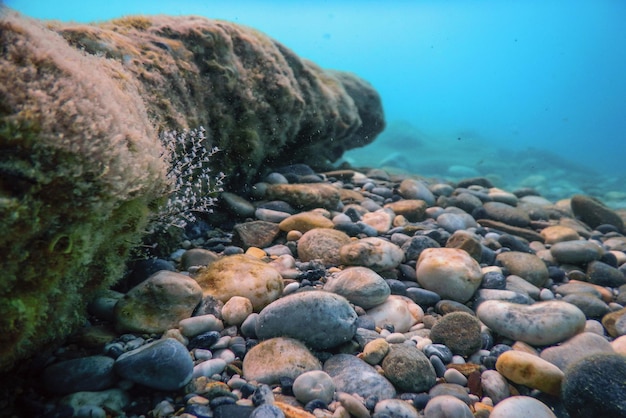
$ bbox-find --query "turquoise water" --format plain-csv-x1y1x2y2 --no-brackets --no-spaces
6,0,626,205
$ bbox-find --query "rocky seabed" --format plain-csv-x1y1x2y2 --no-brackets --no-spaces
13,166,626,418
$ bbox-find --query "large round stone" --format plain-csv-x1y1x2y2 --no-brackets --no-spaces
255,291,357,350
429,312,482,356
297,228,351,266
242,337,321,384
193,254,283,312
477,300,586,346
381,343,436,393
416,248,483,303
324,266,390,309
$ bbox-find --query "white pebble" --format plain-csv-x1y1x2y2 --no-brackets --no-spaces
282,282,301,296
213,348,236,364
192,358,227,378
539,288,555,300
179,314,224,337
444,368,468,386
386,332,406,343
293,370,335,404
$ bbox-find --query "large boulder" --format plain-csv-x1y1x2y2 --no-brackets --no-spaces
0,10,384,371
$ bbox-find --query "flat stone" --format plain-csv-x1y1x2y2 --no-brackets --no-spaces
587,260,626,287
243,337,321,384
571,194,624,232
562,353,626,418
181,249,220,270
490,396,556,418
539,225,580,245
476,300,586,346
42,355,116,395
550,240,604,265
297,228,351,266
384,199,427,222
540,332,615,371
366,295,424,333
361,208,394,234
279,211,335,233
114,338,193,391
221,296,254,326
423,395,473,418
234,221,281,249
397,178,435,206
496,251,549,287
194,254,284,312
562,293,610,319
324,354,396,400
495,350,564,396
340,237,404,272
430,312,482,356
477,219,544,243
255,291,357,350
324,266,390,309
445,230,482,262
479,201,531,227
382,343,437,393
416,248,483,303
265,183,341,211
114,270,203,334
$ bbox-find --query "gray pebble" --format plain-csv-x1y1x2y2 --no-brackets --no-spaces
43,355,116,395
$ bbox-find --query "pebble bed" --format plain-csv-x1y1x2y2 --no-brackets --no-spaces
9,165,626,418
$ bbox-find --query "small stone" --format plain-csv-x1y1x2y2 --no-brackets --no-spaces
292,370,335,405
362,209,394,234
562,353,626,418
382,343,437,393
602,307,626,337
571,194,624,232
179,314,224,337
562,293,610,319
324,266,390,309
436,212,478,233
42,355,116,395
296,228,351,266
265,183,340,211
478,201,531,227
496,252,549,287
540,332,615,371
59,389,129,416
279,212,335,233
398,178,435,205
181,249,220,270
423,395,473,418
550,240,604,265
445,230,482,261
325,354,396,400
221,192,256,218
336,392,370,418
490,396,556,418
496,350,563,395
444,368,468,386
114,270,203,334
480,369,510,404
234,221,281,249
192,358,227,379
477,300,586,346
114,338,193,391
428,383,471,404
194,254,284,312
587,260,626,287
243,337,321,384
221,296,254,326
416,248,483,303
366,295,424,333
256,291,357,350
505,275,541,300
384,199,427,222
340,237,404,272
539,225,580,245
360,338,390,365
429,312,482,357
374,398,419,418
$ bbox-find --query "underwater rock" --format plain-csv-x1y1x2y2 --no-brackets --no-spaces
0,11,383,371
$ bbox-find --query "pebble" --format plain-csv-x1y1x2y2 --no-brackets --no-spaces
221,296,254,326
416,248,483,303
476,300,586,346
478,201,531,227
443,368,468,386
179,314,224,337
601,307,626,337
115,338,193,391
429,312,482,356
180,248,220,270
42,355,116,395
489,396,556,418
279,211,334,234
324,266,391,309
561,293,610,319
193,254,284,311
540,331,615,371
586,260,626,287
495,350,564,396
298,228,351,267
255,290,357,350
292,370,335,404
265,183,340,211
362,208,395,234
398,178,436,205
570,194,625,231
114,270,203,334
366,295,424,333
539,225,580,244
480,370,510,404
336,392,370,418
234,221,281,248
59,389,129,416
340,237,405,271
561,353,626,418
242,337,321,384
373,398,419,418
360,338,391,365
436,211,478,233
423,395,473,418
249,404,286,418
505,275,541,300
384,199,427,222
496,251,549,287
382,343,437,393
549,240,604,265
324,354,396,400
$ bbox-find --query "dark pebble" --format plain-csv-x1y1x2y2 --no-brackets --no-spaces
498,234,533,253
548,266,567,282
186,404,212,418
278,376,294,396
250,404,285,418
335,222,364,237
251,384,274,406
406,287,441,308
240,383,258,399
188,331,221,350
481,271,507,290
481,332,494,350
213,404,255,418
42,355,116,395
210,396,237,408
435,300,475,316
402,236,441,261
413,393,432,410
120,258,175,291
257,200,296,214
600,251,619,268
429,355,446,378
304,399,328,412
479,245,497,265
587,261,626,287
490,344,513,358
385,279,407,295
223,246,245,255
355,315,377,330
596,224,620,234
423,344,454,364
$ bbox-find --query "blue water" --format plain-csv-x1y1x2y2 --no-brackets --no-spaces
6,0,626,204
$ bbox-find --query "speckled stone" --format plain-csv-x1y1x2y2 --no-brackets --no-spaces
340,237,404,272
416,248,483,303
194,254,284,312
490,396,556,418
243,337,321,384
366,295,424,333
496,251,549,287
324,354,396,400
360,338,390,365
292,370,335,405
374,398,419,418
429,312,482,356
324,266,390,309
382,343,437,393
562,353,626,418
477,300,586,346
562,293,610,319
233,220,281,249
256,291,357,350
296,227,351,266
423,395,473,418
114,270,203,334
540,332,615,371
586,260,626,287
398,178,436,206
495,350,564,396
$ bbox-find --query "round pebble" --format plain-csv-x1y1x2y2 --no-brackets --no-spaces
292,370,335,404
221,296,254,326
429,312,482,357
423,395,473,418
490,396,556,418
324,266,391,309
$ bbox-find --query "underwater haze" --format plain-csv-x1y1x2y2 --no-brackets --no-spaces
7,0,626,206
